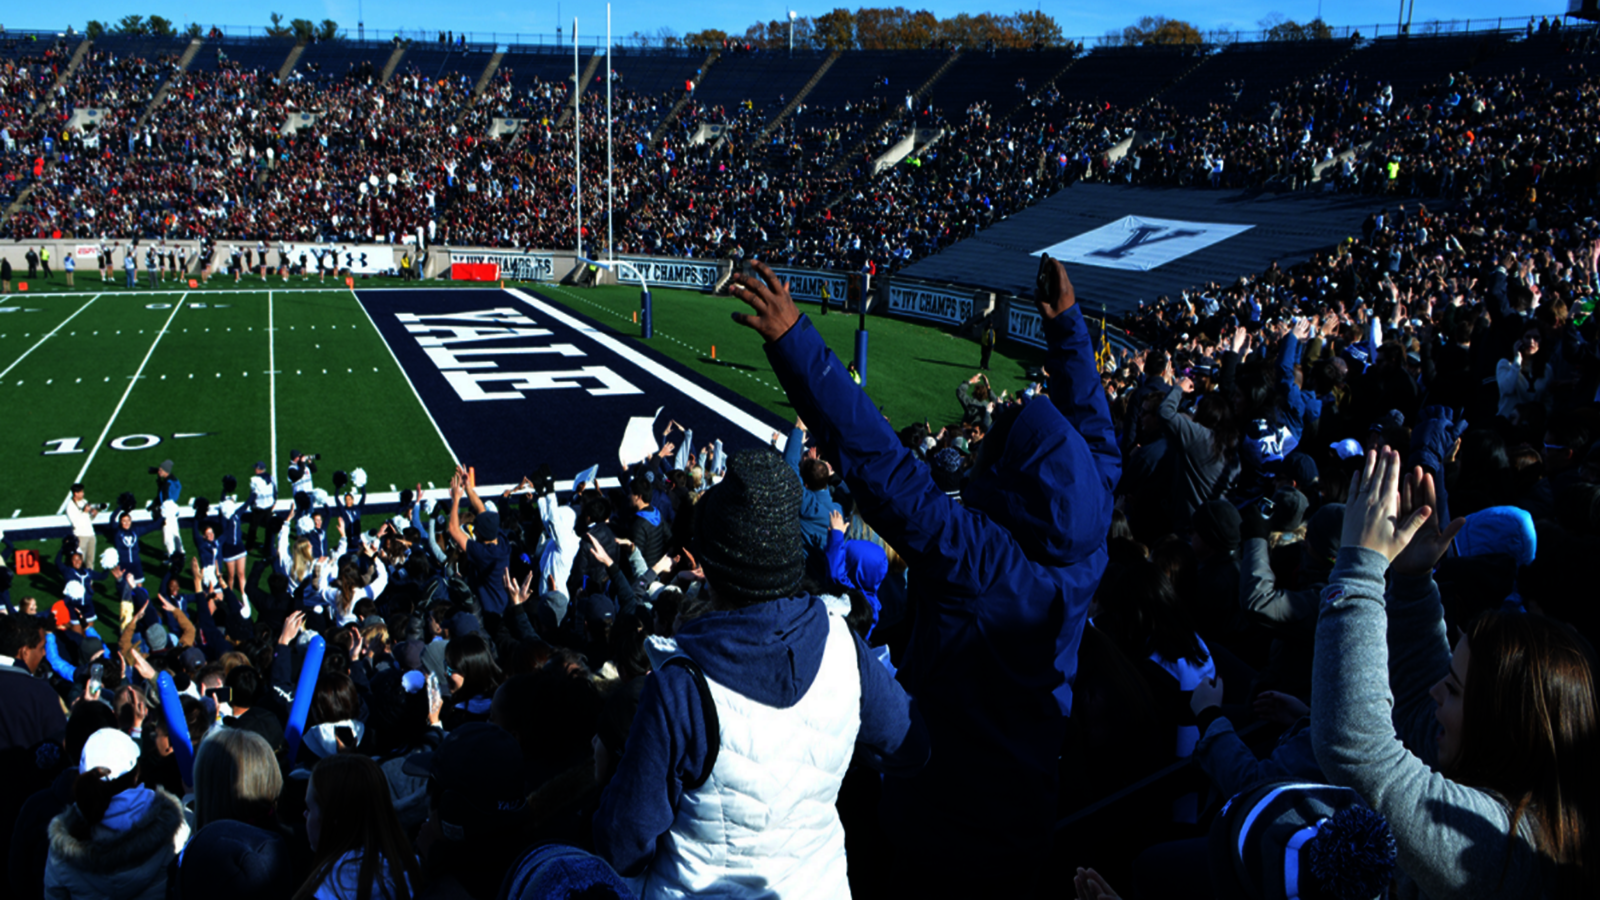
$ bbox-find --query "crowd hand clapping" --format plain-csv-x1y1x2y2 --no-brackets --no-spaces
1341,448,1463,569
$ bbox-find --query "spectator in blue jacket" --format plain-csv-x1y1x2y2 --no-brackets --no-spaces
592,448,926,897
783,423,843,560
731,257,1120,894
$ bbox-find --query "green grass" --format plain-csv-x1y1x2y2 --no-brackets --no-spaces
539,284,1045,432
2,276,1042,641
0,287,456,518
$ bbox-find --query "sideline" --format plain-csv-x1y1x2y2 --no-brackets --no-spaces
505,287,776,444
347,288,461,466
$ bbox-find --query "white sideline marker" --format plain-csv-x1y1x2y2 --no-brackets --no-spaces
348,288,460,467
504,288,774,444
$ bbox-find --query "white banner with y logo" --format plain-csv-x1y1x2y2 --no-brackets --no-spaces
1032,216,1254,272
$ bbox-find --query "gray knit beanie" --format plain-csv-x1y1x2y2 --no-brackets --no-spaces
694,448,804,606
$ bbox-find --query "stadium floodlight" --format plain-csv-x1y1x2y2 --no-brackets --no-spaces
789,10,798,56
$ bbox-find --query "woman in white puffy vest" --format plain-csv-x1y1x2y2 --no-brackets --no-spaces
593,449,927,899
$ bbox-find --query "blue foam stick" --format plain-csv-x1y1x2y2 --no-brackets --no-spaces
156,672,195,786
283,634,326,762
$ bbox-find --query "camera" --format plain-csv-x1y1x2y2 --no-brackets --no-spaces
148,466,161,475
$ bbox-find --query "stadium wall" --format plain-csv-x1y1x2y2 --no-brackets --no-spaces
0,239,1129,352
0,240,410,280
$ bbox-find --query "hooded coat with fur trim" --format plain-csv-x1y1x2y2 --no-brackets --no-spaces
44,786,191,900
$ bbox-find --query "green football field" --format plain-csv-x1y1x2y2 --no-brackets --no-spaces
0,276,1044,520
1,274,1044,635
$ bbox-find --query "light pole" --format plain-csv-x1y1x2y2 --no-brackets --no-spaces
788,10,797,56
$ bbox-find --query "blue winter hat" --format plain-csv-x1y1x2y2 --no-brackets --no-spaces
1208,780,1397,900
1454,506,1537,567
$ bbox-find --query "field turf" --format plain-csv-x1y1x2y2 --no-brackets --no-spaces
1,274,1044,639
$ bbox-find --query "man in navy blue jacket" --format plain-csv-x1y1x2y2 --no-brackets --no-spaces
730,258,1120,890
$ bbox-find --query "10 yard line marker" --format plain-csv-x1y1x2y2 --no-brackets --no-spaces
0,293,104,381
72,294,189,486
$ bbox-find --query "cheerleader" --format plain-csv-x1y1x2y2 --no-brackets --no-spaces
216,480,248,593
190,511,219,594
333,468,368,536
109,509,156,581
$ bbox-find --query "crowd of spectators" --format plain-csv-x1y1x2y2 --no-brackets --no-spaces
3,25,1598,278
3,20,1600,900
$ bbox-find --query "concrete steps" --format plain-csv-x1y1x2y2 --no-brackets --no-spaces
556,51,606,129
650,49,720,143
136,38,204,130
756,50,841,143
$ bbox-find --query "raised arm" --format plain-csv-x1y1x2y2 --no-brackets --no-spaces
446,473,469,552
733,262,1041,593
1039,258,1120,494
1311,450,1518,900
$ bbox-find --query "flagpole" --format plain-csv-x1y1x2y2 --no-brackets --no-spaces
574,17,583,260
606,3,614,262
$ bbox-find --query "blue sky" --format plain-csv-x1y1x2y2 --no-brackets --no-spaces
14,2,1565,43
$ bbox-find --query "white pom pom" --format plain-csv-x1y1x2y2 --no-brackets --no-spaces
350,467,368,489
297,515,315,534
391,515,409,532
313,488,332,508
63,581,85,601
100,548,120,569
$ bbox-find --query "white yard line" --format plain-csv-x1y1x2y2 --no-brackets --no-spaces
347,289,460,465
71,294,188,484
268,291,278,477
0,293,104,381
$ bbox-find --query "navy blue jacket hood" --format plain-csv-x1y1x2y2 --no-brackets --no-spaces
674,593,827,708
962,396,1111,568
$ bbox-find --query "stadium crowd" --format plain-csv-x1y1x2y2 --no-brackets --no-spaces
4,25,1598,277
2,20,1600,900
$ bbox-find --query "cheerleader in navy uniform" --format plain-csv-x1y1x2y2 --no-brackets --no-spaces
59,580,97,634
333,468,368,537
106,507,157,582
190,499,221,593
217,476,248,592
55,543,102,605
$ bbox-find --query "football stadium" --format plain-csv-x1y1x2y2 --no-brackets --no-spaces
3,8,1600,898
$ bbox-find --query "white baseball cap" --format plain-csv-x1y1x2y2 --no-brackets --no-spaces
80,728,140,780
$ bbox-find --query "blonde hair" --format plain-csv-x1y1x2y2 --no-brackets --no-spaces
291,539,315,584
218,651,252,675
193,728,283,829
362,622,389,655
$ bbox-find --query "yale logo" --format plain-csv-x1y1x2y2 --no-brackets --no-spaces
1033,216,1254,272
